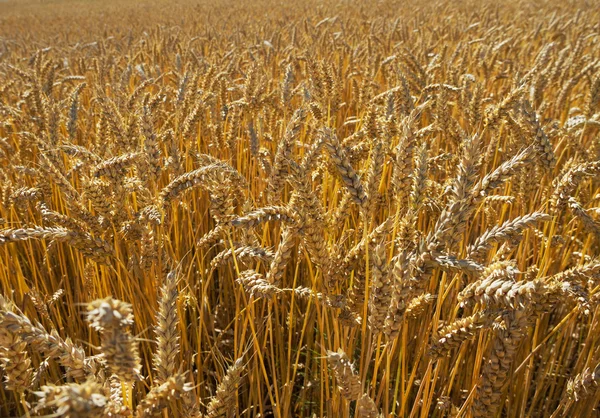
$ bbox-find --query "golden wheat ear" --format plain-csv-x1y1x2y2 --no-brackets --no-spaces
86,297,142,383
205,357,245,418
327,348,362,401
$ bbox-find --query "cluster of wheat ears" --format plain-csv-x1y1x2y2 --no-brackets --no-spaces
0,0,600,416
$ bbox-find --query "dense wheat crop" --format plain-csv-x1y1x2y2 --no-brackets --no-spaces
1,0,600,416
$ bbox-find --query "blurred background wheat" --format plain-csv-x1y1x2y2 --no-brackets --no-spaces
1,0,600,416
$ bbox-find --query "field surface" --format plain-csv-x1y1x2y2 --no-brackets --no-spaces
1,0,600,417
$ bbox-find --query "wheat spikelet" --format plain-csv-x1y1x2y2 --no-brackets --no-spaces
93,152,140,181
521,101,556,171
343,216,394,272
231,206,296,228
368,241,391,334
209,246,274,274
38,202,88,234
267,226,297,287
0,227,114,263
568,197,600,238
551,161,600,211
357,393,381,418
548,259,600,285
83,177,113,220
364,136,384,213
153,270,180,384
140,105,162,185
467,213,551,258
159,166,213,205
391,121,416,211
287,161,331,272
237,270,282,299
565,363,600,402
427,135,481,252
1,297,96,380
205,357,244,418
473,146,533,197
471,311,534,417
409,142,429,213
428,253,484,276
483,86,525,131
268,108,307,200
429,311,492,359
196,224,228,250
459,265,518,307
37,151,79,199
0,329,32,392
34,380,108,418
86,298,142,382
136,373,191,418
327,348,362,401
9,186,43,207
405,293,436,320
459,264,560,311
384,247,414,339
321,127,367,207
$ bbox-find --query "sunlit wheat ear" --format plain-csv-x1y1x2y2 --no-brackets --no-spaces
390,119,416,212
237,270,282,299
321,127,367,207
33,380,108,418
205,357,244,418
568,197,600,238
428,310,494,359
565,363,600,402
404,292,436,319
356,393,382,418
550,161,600,212
267,225,297,287
364,135,384,215
327,349,362,401
383,245,413,340
521,100,556,171
0,329,32,393
230,206,297,228
0,227,114,263
1,296,96,380
466,212,551,259
92,152,140,181
153,270,181,385
368,240,391,334
158,165,213,206
268,108,307,200
483,86,525,131
136,372,192,418
343,216,394,273
196,223,228,250
471,311,534,418
426,134,481,252
408,141,429,214
287,160,331,276
209,245,274,275
86,297,142,382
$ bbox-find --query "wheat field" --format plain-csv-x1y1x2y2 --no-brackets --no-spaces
0,0,599,416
